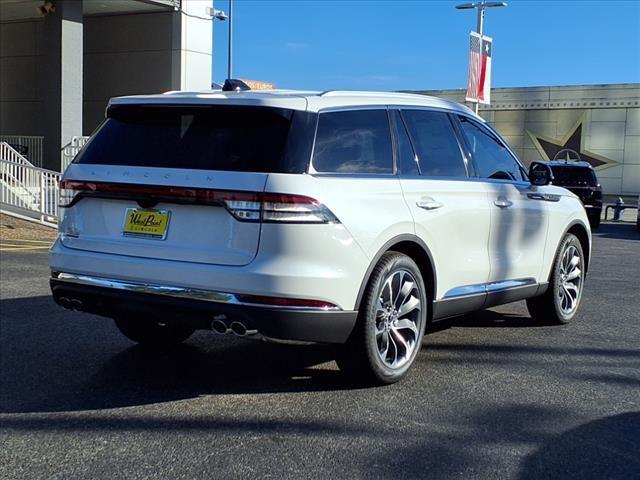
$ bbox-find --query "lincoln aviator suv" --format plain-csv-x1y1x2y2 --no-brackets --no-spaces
50,88,591,384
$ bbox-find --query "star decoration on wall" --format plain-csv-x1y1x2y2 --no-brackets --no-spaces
527,113,618,170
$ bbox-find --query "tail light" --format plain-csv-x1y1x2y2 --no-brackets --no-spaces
59,180,90,208
59,181,339,224
258,193,338,224
594,185,603,200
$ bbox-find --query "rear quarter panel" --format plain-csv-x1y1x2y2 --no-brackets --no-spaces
264,173,414,309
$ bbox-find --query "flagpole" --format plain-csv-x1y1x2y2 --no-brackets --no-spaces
456,1,507,116
475,6,485,114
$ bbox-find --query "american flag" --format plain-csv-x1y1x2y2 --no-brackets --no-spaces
465,32,492,105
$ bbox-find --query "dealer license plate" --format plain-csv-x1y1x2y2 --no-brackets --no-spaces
122,208,170,240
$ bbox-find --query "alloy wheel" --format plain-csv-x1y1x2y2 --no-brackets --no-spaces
558,244,582,315
374,269,422,369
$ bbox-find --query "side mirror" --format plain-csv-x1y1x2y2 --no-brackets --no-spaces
529,162,554,186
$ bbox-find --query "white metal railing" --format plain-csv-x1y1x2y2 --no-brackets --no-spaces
61,136,89,173
0,143,61,224
0,141,36,167
0,135,44,167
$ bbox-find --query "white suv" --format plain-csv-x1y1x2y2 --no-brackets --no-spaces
50,87,591,384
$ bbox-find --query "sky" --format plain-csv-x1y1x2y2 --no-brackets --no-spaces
212,0,640,92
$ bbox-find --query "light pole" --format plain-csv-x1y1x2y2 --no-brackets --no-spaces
455,1,507,114
207,6,228,84
227,0,233,79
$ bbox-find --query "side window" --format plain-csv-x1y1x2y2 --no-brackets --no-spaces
458,116,526,181
392,110,419,176
401,110,468,178
312,110,393,174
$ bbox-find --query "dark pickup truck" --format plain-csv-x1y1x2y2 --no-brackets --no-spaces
545,161,603,229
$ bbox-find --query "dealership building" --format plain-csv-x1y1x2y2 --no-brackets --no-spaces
413,84,640,196
1,0,213,170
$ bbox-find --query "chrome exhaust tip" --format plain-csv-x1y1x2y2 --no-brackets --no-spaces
211,318,228,334
59,297,83,310
229,321,247,336
229,321,258,337
70,299,84,310
58,296,72,308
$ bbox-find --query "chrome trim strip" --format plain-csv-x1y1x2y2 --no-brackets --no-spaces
444,284,486,298
444,278,537,299
486,278,537,292
54,273,341,311
527,192,561,202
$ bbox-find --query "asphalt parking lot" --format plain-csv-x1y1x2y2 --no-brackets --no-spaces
1,221,639,479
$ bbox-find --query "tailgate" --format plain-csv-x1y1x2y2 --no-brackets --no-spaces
59,165,267,266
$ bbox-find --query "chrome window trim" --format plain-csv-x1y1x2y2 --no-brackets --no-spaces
54,273,342,311
308,172,398,179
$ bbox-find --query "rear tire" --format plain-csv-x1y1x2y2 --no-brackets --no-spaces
114,316,194,347
589,213,601,230
526,233,585,325
336,252,427,385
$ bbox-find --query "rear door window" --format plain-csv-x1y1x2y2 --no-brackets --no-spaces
312,110,393,174
74,105,311,173
401,110,468,178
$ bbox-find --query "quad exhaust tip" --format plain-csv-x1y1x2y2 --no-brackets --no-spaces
211,316,257,337
58,297,84,311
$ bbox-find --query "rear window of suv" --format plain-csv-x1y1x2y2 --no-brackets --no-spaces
550,166,597,186
74,105,313,173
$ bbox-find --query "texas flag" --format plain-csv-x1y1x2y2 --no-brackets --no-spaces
465,32,493,105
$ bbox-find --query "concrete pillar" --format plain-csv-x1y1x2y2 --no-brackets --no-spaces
171,0,212,91
41,0,82,171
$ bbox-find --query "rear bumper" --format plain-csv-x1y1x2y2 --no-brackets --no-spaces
50,275,358,344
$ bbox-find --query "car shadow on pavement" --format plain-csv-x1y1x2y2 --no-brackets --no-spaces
449,308,542,328
0,296,538,414
593,222,639,241
2,295,635,415
1,332,352,414
365,405,640,480
517,411,640,479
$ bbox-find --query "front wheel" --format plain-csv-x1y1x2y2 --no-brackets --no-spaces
336,252,427,385
114,316,194,348
527,233,585,324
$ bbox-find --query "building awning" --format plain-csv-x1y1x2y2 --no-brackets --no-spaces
0,0,177,22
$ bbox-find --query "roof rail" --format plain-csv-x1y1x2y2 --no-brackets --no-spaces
319,90,429,99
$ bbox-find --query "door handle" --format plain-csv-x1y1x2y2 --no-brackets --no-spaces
416,200,443,210
494,197,513,208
